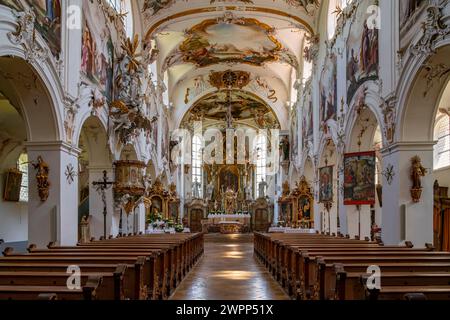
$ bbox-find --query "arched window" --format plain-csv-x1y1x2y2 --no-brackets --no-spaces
192,135,203,197
327,0,351,40
108,0,134,38
327,0,338,40
434,113,450,170
255,134,267,194
17,153,28,203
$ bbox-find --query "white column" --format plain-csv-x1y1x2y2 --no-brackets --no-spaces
63,0,83,97
137,203,145,234
26,142,80,247
381,142,434,247
337,170,348,235
88,166,115,238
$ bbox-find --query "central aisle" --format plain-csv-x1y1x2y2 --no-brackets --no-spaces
170,234,289,300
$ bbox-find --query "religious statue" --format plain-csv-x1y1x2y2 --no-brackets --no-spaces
245,184,253,201
33,156,50,202
258,179,268,199
279,136,290,161
410,156,427,203
224,186,237,214
192,177,201,199
206,180,215,201
282,181,290,199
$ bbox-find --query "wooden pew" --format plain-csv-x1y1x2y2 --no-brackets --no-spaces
0,233,204,301
0,276,102,300
0,265,126,300
0,252,148,300
254,232,450,301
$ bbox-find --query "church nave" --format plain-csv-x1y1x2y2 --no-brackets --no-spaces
170,234,289,301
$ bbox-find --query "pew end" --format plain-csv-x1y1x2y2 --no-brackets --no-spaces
83,276,103,300
425,243,435,251
27,244,37,253
47,242,57,249
2,247,14,256
334,263,347,301
405,241,414,248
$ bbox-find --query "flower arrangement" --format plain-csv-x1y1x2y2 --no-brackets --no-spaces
175,224,184,233
147,212,166,230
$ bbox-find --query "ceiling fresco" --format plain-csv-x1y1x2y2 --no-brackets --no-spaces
138,0,319,131
181,90,280,130
163,15,298,69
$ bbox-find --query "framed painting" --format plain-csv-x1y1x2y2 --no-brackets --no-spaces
3,169,23,202
346,0,379,103
319,166,333,203
344,151,376,205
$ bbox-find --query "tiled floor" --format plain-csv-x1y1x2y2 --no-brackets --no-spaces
170,233,289,300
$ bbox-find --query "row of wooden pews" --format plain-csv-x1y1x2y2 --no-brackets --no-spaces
0,233,204,300
254,232,450,300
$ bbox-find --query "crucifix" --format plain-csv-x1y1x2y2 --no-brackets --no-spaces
92,170,114,238
225,86,234,129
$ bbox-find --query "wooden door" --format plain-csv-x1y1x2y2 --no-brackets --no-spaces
190,209,203,233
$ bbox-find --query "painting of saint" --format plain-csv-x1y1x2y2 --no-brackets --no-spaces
319,54,337,127
3,169,22,202
0,0,62,57
346,0,379,103
81,1,114,101
290,107,298,162
298,196,312,220
219,168,239,193
302,98,313,150
319,166,333,203
343,151,376,205
29,0,61,57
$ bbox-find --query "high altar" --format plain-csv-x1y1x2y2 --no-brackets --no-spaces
186,160,272,233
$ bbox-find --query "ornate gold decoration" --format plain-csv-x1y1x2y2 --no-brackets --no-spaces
121,35,141,73
209,70,250,90
291,176,314,228
32,156,50,202
149,178,166,196
114,160,146,197
169,183,177,198
145,7,314,41
410,156,427,203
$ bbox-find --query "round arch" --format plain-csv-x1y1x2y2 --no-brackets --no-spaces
398,44,450,142
176,89,287,131
0,56,62,142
